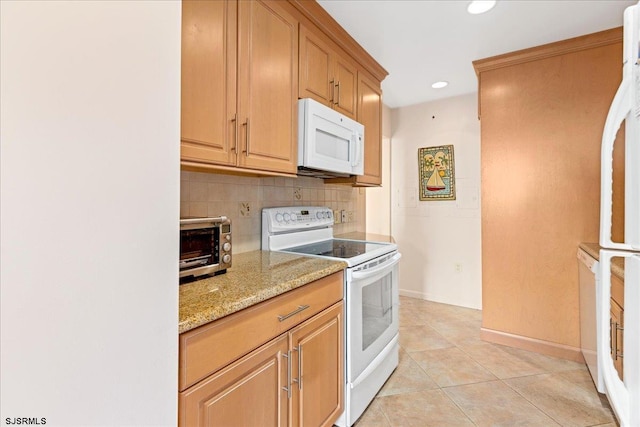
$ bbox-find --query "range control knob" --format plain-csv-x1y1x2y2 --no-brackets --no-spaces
223,242,231,252
316,211,323,219
275,213,283,222
283,213,291,221
290,213,297,221
222,254,231,264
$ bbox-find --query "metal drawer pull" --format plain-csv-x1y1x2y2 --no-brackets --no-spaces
278,305,310,322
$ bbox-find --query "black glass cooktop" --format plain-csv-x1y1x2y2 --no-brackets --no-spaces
285,239,389,259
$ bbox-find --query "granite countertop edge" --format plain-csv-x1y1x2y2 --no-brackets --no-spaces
579,242,625,279
178,250,347,334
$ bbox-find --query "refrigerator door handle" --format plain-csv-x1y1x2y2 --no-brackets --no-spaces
599,78,633,251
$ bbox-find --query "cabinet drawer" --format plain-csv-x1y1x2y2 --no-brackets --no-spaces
179,271,344,391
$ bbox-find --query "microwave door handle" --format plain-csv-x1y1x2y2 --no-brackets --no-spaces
351,131,362,167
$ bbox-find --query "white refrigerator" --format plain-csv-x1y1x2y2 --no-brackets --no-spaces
598,2,640,426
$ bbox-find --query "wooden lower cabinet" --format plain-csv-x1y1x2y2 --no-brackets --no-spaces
291,302,344,427
610,273,624,380
179,335,289,427
179,272,344,427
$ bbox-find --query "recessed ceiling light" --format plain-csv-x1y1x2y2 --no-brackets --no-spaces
431,81,448,89
467,0,496,14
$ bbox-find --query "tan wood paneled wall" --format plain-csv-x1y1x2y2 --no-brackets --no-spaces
473,28,624,358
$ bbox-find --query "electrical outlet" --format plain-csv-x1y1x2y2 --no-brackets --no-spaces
333,210,341,224
239,202,251,217
341,210,348,223
347,211,355,222
454,263,462,273
293,187,302,200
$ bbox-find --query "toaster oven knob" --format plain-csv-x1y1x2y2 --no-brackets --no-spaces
222,254,231,264
225,234,231,241
223,242,231,252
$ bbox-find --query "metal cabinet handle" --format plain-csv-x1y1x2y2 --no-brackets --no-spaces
335,81,341,106
277,305,309,322
610,319,616,360
298,345,303,389
616,323,624,358
329,79,335,103
291,346,302,390
230,114,238,153
242,119,249,154
282,351,291,398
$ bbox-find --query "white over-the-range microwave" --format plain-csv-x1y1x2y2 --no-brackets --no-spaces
297,98,364,178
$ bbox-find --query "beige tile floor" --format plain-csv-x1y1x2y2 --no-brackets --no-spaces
354,296,618,427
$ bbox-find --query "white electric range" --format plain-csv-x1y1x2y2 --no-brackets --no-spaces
262,206,401,426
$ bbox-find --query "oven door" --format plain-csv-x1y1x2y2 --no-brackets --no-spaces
346,252,401,383
179,226,219,275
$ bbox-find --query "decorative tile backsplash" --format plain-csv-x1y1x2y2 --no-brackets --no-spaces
181,171,365,253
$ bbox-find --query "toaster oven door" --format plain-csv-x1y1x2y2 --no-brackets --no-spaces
180,227,219,273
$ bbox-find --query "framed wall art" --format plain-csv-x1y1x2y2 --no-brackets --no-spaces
418,145,456,201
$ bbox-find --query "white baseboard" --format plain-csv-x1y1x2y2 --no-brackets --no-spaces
480,328,585,363
398,288,481,310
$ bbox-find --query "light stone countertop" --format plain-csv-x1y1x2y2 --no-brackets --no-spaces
579,242,625,279
179,250,347,334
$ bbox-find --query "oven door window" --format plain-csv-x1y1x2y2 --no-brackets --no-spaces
347,253,400,382
362,276,393,351
180,228,219,269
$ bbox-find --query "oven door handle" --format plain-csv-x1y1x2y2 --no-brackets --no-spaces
180,216,228,225
351,253,402,281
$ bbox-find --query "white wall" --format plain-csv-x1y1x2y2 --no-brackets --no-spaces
391,93,482,309
366,105,393,235
365,137,391,235
1,1,180,425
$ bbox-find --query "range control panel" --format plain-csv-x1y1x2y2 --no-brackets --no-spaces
262,206,334,233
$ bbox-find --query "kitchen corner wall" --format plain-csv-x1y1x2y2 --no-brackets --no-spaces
181,171,365,253
391,93,482,309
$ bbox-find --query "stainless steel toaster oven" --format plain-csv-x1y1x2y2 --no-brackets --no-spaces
180,216,231,280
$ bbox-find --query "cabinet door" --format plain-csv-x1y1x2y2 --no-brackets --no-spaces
179,334,289,427
290,301,344,427
332,54,358,120
355,71,382,186
181,0,237,166
299,25,333,106
237,0,298,174
610,298,624,380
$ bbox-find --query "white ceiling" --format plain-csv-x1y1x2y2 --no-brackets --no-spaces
317,0,636,108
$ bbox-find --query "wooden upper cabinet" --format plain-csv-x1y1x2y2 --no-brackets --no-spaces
181,0,298,176
237,0,298,174
355,71,382,186
181,0,237,166
299,25,357,120
326,71,383,187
